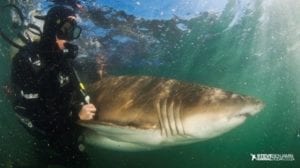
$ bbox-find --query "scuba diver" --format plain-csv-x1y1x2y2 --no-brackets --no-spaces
10,5,96,167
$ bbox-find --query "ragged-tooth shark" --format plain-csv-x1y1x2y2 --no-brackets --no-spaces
79,76,264,151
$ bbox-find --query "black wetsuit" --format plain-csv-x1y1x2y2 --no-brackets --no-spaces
11,41,87,167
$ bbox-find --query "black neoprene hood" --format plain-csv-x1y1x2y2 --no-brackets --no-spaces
41,6,76,42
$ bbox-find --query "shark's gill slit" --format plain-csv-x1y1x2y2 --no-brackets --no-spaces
156,101,165,136
174,101,181,136
162,99,171,137
167,100,175,136
178,100,186,136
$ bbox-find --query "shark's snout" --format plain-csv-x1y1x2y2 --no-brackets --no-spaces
231,98,264,119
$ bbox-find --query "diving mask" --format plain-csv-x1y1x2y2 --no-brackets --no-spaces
57,19,81,41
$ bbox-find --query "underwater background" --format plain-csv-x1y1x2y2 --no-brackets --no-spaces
0,0,299,167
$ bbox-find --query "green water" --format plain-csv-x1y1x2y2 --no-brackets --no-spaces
1,0,300,167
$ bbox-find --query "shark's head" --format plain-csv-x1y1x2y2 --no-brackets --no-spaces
182,88,264,140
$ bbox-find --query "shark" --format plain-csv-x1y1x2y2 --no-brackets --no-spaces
78,76,264,151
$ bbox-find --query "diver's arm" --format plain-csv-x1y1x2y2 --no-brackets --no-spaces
11,45,43,118
11,46,41,98
63,43,97,121
68,63,97,121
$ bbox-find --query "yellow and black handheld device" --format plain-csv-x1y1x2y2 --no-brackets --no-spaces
79,81,90,104
71,66,90,104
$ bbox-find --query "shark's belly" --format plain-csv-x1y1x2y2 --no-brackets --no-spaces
80,123,163,151
80,123,196,151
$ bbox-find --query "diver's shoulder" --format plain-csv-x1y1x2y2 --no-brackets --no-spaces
15,42,40,57
20,41,40,52
13,41,40,64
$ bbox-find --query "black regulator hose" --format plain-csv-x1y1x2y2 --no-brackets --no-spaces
0,4,25,49
0,27,23,49
0,4,43,49
27,23,43,36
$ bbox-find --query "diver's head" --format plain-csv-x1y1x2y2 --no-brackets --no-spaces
41,6,81,45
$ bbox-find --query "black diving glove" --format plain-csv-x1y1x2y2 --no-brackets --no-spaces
62,42,78,59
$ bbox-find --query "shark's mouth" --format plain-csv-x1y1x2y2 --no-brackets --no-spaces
235,112,252,118
230,103,264,120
